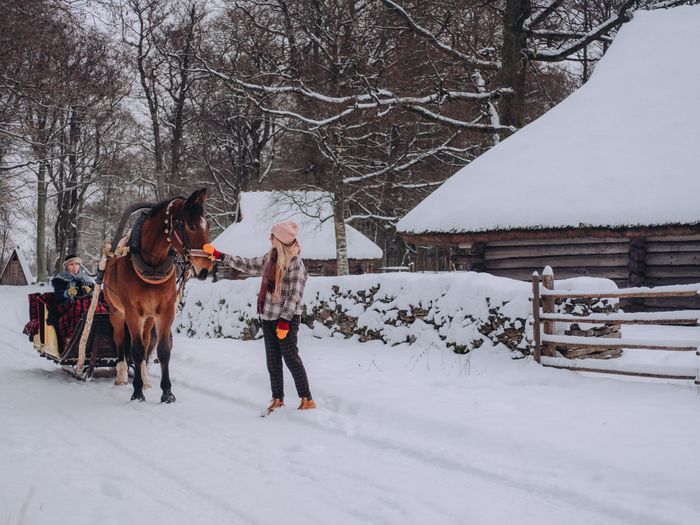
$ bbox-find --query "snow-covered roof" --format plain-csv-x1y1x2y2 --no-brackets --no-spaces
213,191,383,260
397,6,700,235
1,247,34,284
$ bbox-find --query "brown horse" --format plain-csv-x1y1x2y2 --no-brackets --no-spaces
102,189,213,402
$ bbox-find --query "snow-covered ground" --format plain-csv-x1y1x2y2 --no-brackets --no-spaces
2,284,700,525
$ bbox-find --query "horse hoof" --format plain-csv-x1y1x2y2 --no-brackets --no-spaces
131,392,146,402
161,391,176,404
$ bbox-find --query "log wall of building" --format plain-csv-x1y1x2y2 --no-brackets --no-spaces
411,233,700,310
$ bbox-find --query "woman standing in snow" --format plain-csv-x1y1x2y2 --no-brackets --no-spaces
204,221,315,415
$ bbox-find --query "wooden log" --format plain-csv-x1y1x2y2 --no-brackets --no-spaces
540,363,697,381
561,347,624,359
485,254,628,270
645,276,700,286
487,237,629,247
646,266,700,279
542,268,555,357
541,289,700,300
645,234,700,242
484,243,629,260
531,272,541,363
541,334,698,351
646,242,700,253
540,312,700,326
646,253,700,265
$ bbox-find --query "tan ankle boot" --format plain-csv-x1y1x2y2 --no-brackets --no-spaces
298,397,316,410
266,398,284,414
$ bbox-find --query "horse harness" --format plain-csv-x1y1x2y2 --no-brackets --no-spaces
129,198,209,296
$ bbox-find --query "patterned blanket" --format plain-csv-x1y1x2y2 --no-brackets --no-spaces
24,292,109,342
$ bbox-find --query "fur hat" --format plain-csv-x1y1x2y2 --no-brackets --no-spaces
271,221,299,245
63,254,82,268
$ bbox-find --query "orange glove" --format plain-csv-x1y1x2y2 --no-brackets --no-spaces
276,319,289,340
202,243,224,261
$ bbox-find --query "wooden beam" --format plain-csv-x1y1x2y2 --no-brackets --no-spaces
531,272,541,363
486,254,628,270
542,334,698,352
540,363,697,381
539,313,700,326
484,243,629,260
541,289,700,300
542,268,555,357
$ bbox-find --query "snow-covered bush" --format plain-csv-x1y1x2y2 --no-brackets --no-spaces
175,272,616,355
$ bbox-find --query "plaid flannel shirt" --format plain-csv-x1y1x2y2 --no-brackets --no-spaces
222,253,308,321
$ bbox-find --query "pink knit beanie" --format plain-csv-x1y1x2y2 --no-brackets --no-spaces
271,220,299,245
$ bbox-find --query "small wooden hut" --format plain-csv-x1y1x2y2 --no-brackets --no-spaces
212,191,383,279
0,247,34,286
397,6,700,309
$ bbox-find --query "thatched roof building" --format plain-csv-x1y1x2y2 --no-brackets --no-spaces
212,191,383,278
397,6,700,307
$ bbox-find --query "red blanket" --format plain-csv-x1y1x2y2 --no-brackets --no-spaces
23,292,109,342
56,297,109,341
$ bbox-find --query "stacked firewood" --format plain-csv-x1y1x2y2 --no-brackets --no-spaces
558,298,622,359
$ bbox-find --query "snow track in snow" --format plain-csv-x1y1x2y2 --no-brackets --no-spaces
2,285,699,525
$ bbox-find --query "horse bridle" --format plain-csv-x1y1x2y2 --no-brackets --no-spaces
163,198,210,264
163,198,212,306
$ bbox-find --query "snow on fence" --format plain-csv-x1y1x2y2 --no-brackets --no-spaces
531,267,700,382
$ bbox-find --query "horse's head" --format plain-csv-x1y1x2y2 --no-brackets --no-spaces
178,188,213,280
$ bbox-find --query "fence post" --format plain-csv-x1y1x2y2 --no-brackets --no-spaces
531,272,541,363
696,347,700,385
542,266,556,357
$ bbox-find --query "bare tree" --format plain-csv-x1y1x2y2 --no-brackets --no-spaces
113,0,207,198
196,0,508,273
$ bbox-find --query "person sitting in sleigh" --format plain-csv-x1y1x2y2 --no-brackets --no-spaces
50,254,107,341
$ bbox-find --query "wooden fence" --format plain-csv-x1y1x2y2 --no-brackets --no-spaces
530,268,700,383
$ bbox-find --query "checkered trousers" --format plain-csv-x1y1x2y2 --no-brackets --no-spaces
262,316,311,400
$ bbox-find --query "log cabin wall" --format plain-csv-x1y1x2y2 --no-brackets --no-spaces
643,234,700,310
409,232,700,311
482,237,631,284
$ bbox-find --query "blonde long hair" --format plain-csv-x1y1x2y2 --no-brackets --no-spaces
270,236,300,300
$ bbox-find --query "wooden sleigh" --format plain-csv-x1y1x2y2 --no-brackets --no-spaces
30,292,119,380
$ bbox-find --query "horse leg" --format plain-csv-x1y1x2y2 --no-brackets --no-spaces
111,311,129,386
127,316,147,402
156,312,176,404
140,318,156,389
